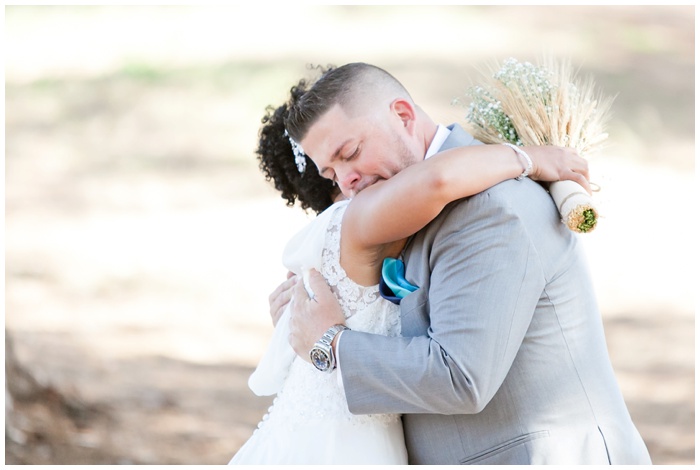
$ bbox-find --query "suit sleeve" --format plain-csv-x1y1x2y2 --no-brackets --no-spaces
339,183,547,415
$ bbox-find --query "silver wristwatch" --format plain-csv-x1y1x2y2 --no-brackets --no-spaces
309,324,349,373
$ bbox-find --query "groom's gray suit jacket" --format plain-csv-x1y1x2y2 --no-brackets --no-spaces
339,125,651,464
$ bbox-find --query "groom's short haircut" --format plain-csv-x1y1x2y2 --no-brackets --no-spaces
285,62,413,143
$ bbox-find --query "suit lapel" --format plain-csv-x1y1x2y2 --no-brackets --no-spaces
399,124,484,294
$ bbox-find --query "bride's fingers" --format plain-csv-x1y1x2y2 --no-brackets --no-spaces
577,160,590,182
569,170,592,195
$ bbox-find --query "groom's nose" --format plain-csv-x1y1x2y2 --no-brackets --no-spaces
338,168,361,196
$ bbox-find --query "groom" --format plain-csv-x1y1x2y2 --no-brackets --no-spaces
281,62,651,464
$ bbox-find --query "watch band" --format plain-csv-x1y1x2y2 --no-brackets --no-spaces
309,324,349,372
321,324,348,347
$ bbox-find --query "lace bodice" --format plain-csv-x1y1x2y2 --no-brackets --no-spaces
253,203,401,435
322,204,401,336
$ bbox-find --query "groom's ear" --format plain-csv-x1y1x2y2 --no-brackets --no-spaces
390,99,416,135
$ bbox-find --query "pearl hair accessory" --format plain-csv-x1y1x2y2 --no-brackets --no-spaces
284,130,307,174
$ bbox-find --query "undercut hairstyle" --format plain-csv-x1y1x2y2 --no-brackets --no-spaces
256,76,337,214
285,62,413,143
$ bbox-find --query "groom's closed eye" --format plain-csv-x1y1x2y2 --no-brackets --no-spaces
344,145,361,161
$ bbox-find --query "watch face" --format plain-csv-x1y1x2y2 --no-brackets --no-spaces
310,348,331,371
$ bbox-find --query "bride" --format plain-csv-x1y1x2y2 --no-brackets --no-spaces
229,76,589,465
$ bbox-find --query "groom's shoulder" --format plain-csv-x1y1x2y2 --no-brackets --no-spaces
486,177,549,199
458,177,546,206
410,179,554,251
439,178,552,225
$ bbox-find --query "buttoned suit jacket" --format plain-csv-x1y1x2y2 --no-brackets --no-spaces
338,124,651,464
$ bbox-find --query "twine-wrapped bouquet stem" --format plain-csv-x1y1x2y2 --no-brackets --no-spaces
459,57,614,233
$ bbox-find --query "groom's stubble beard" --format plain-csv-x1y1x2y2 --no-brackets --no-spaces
355,132,417,197
392,130,423,175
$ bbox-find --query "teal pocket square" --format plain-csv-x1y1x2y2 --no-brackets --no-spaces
379,258,418,304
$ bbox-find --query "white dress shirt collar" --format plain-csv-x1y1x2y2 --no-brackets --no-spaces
424,124,451,160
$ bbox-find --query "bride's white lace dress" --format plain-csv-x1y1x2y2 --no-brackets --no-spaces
228,200,407,465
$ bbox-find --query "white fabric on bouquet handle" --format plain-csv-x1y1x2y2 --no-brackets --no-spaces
248,201,349,396
549,180,598,233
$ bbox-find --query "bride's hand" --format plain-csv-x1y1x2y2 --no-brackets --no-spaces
524,146,592,194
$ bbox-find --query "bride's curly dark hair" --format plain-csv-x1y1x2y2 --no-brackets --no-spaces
256,74,337,214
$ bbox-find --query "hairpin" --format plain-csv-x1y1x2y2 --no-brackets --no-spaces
284,130,306,174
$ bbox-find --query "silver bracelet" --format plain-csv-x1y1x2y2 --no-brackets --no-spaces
502,143,532,181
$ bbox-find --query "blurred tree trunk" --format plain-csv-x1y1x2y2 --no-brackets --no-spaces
5,329,44,446
5,330,113,464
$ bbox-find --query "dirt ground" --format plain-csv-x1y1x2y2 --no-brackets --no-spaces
4,5,695,465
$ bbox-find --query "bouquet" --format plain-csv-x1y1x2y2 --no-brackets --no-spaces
458,57,614,233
